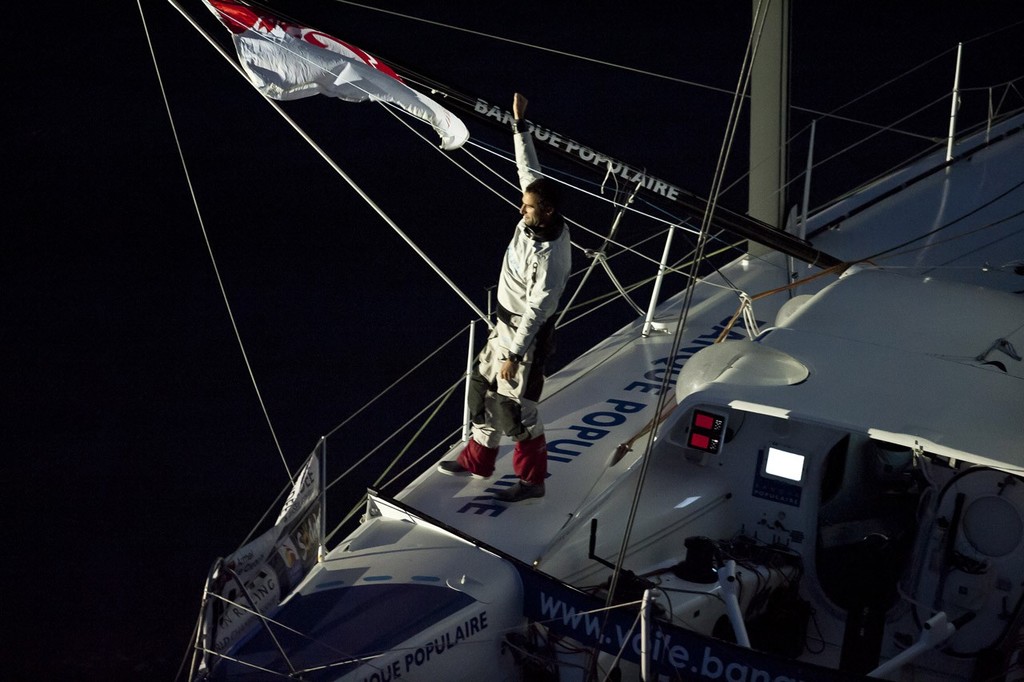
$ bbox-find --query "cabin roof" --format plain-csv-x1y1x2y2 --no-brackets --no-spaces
701,267,1024,471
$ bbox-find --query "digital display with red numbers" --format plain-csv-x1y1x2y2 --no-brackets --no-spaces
687,409,726,454
694,413,716,430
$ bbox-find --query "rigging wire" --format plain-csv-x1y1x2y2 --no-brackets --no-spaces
600,0,773,632
375,423,463,491
145,0,293,482
557,178,647,325
321,321,468,440
323,376,457,493
330,0,733,97
327,0,968,263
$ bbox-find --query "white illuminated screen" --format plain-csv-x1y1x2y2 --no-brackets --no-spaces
765,447,805,482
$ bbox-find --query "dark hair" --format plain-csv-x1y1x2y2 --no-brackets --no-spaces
525,177,563,213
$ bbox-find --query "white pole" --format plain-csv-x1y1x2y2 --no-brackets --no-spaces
640,588,658,680
868,612,955,678
718,560,751,648
641,226,676,337
461,321,476,443
799,120,816,243
783,119,818,294
986,87,993,142
945,43,963,162
318,437,327,563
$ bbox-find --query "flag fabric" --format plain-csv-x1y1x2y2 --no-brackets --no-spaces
202,0,469,150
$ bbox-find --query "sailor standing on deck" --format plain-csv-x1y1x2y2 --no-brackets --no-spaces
438,92,572,502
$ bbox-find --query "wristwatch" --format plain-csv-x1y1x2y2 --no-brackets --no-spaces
508,353,524,364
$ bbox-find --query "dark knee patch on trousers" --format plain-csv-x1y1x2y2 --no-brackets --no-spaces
467,367,492,425
495,395,528,440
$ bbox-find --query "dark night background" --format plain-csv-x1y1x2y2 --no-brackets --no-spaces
6,1,1022,679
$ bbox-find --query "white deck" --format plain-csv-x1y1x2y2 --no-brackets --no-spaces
808,114,1024,291
396,253,795,564
395,115,1024,566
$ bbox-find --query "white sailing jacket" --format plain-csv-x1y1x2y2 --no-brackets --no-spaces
495,126,572,357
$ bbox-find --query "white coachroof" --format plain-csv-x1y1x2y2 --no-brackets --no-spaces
807,113,1024,293
693,267,1024,472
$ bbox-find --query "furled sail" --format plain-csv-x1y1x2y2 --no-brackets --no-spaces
202,0,469,150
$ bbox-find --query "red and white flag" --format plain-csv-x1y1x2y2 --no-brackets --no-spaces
202,0,469,150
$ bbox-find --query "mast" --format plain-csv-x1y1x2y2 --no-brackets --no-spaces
747,0,790,251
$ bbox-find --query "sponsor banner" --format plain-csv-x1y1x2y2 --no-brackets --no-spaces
276,448,321,526
516,565,865,682
452,97,838,266
198,451,323,672
473,98,684,204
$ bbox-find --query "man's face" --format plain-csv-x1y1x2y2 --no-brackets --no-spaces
520,191,550,228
